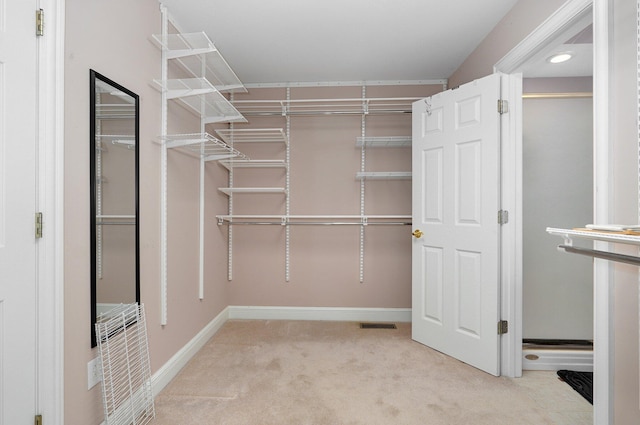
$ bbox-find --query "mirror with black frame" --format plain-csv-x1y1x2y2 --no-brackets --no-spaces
90,70,140,347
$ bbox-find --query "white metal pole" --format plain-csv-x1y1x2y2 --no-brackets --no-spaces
160,5,168,325
359,85,366,283
285,87,291,282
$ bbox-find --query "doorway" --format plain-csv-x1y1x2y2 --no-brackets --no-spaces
521,85,594,369
494,0,594,377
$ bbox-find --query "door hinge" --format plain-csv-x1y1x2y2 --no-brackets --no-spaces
497,210,509,225
498,320,508,335
35,414,43,425
36,9,44,36
35,212,43,238
497,99,509,114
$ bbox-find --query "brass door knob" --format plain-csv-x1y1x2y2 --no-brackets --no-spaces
412,229,424,238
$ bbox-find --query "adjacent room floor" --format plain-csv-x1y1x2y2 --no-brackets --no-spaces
152,320,592,425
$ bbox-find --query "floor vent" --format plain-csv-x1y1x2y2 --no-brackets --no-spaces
359,323,397,329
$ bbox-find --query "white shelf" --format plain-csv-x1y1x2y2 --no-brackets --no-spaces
215,128,288,145
232,97,421,116
153,78,246,124
356,171,411,180
95,103,136,120
159,133,248,161
152,32,215,57
151,32,246,93
546,227,640,246
218,159,287,170
218,187,287,196
356,136,412,148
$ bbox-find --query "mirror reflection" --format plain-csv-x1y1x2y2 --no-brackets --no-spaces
90,70,140,347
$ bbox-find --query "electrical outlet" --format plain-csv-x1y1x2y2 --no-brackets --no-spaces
87,357,102,389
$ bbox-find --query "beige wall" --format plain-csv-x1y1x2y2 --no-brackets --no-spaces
448,0,567,88
226,85,441,307
63,0,640,422
64,1,440,423
64,0,231,423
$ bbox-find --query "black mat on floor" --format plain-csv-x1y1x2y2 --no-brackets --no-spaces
557,370,593,404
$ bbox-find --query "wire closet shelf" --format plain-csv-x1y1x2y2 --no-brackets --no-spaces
159,132,249,162
96,303,155,425
231,97,422,116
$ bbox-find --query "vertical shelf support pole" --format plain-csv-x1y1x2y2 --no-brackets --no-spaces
359,85,366,283
96,94,103,280
198,54,207,298
159,5,168,325
285,87,291,282
198,134,205,299
227,94,235,281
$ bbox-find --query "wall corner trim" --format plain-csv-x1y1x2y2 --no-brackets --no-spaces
151,307,230,397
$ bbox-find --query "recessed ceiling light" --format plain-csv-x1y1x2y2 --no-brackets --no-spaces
547,52,573,64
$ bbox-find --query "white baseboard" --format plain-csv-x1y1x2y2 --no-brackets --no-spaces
522,348,593,372
228,306,412,323
150,306,230,397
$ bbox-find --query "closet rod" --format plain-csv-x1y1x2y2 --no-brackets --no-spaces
523,92,593,99
96,222,136,226
238,110,411,117
558,245,640,266
218,221,411,226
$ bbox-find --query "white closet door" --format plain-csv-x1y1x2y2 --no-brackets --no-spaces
0,0,39,422
412,73,502,376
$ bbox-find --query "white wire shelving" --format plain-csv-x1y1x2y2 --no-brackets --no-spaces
151,32,246,93
355,136,412,180
152,78,246,124
231,97,421,116
218,159,288,170
159,133,248,162
218,187,287,196
356,136,412,148
214,128,289,145
95,104,136,120
95,135,136,148
154,8,252,323
96,303,154,425
356,171,412,180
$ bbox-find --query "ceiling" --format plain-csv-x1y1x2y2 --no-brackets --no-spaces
159,0,520,85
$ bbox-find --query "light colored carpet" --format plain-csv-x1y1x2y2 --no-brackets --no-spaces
152,320,592,425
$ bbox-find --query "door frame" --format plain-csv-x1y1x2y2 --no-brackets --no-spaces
36,0,65,423
495,0,611,423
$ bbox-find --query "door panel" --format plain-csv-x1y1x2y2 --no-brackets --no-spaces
0,0,38,422
412,73,501,376
423,148,443,223
456,140,482,224
423,246,444,323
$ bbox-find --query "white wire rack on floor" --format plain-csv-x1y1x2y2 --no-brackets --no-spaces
96,303,155,425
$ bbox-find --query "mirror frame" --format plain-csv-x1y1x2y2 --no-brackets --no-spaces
90,70,140,347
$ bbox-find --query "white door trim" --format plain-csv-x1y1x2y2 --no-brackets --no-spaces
498,72,523,378
591,0,613,423
495,0,611,422
493,0,593,73
36,0,65,423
